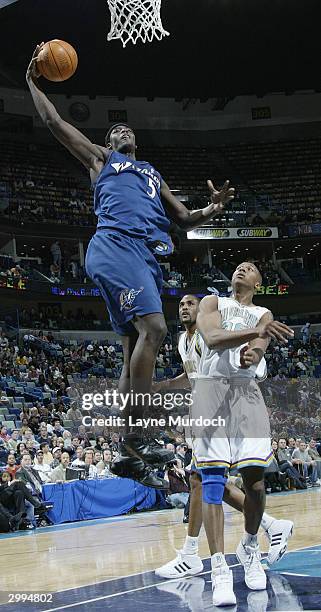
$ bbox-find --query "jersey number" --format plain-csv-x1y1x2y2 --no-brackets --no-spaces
147,177,156,199
222,321,244,331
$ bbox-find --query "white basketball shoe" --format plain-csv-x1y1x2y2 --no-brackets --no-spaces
155,551,203,579
236,540,267,590
265,519,293,565
211,553,236,607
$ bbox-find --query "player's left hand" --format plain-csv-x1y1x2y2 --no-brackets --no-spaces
207,179,235,212
240,346,259,368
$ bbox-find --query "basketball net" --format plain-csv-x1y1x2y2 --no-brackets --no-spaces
107,0,169,47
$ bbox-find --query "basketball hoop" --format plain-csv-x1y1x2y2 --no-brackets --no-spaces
106,0,169,47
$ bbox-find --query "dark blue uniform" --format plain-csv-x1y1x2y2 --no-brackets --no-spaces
85,151,173,335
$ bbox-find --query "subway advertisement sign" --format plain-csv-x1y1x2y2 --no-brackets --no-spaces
187,227,278,240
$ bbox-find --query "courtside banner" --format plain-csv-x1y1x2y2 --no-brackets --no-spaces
187,227,278,240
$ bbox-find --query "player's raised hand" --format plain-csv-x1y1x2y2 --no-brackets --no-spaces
207,179,235,212
26,43,44,82
257,320,294,344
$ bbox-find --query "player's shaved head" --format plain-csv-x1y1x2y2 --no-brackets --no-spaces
234,262,262,285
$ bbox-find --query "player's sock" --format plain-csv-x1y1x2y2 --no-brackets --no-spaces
260,512,274,531
211,552,228,572
182,535,199,555
242,532,258,547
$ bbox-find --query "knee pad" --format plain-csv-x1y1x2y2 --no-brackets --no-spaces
201,468,226,505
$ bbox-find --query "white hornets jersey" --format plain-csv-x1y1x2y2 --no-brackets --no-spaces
178,329,202,380
199,296,269,379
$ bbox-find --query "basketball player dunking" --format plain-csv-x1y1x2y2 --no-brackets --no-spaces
26,45,235,486
190,263,294,606
154,294,293,582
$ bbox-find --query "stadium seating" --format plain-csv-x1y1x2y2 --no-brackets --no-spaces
2,137,320,228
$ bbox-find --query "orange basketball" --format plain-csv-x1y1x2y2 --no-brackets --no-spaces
37,39,78,82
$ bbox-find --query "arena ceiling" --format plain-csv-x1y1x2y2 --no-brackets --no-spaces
0,0,320,98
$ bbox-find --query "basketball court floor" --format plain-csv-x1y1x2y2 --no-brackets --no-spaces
0,488,320,611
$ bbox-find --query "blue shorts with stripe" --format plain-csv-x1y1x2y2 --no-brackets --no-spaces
85,230,163,335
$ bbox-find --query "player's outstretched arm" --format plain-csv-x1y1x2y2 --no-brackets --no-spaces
26,44,107,172
160,179,235,230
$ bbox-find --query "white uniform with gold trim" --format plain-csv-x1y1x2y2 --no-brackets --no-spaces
177,329,202,380
199,296,268,380
177,329,202,470
192,296,272,471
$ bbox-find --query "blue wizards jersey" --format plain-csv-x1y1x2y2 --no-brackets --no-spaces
93,151,173,255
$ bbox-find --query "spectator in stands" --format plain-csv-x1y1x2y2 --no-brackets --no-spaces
25,440,37,459
156,353,165,367
28,412,41,435
176,444,187,465
0,426,10,444
20,416,30,431
16,442,27,463
33,450,52,483
49,263,60,283
50,435,58,449
71,446,85,467
77,425,90,446
0,439,8,466
165,459,189,508
107,344,116,359
6,454,19,479
36,423,52,445
96,449,115,477
50,241,62,269
276,438,307,489
50,452,70,483
16,454,43,495
52,419,64,437
288,437,296,451
62,430,73,451
66,403,82,422
0,332,9,349
84,449,98,478
51,447,62,469
109,432,120,453
7,430,20,453
264,440,288,493
292,440,319,485
95,436,107,451
93,451,102,465
301,322,311,344
70,436,81,453
56,437,65,451
40,442,53,466
308,439,321,480
22,427,38,447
